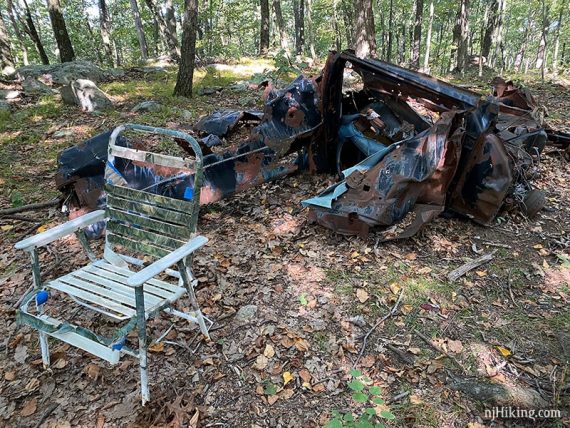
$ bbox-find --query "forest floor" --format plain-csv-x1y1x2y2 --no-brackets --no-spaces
0,59,569,428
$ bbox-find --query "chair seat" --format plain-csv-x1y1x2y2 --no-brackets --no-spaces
45,260,187,320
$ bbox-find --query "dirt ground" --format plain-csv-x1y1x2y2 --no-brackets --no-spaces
0,67,569,428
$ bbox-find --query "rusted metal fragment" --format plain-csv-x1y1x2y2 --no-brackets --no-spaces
305,111,464,239
193,110,263,137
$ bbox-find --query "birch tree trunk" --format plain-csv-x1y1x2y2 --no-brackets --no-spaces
129,0,149,61
423,0,434,72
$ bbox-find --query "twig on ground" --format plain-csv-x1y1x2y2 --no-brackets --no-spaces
353,288,404,368
474,238,512,249
388,391,410,404
413,328,468,374
507,269,519,307
0,198,61,216
447,250,497,282
33,403,59,428
0,214,39,222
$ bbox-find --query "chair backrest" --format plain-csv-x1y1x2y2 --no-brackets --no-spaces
104,124,203,260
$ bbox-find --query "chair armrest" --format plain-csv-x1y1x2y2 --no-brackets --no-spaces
127,235,208,287
14,210,106,251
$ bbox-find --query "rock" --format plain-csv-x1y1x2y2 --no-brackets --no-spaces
0,89,21,100
106,68,126,79
17,61,107,85
22,78,56,96
60,79,113,112
52,129,75,138
198,86,222,96
235,304,257,321
171,107,192,121
131,100,162,113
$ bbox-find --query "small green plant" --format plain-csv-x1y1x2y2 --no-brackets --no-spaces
324,369,395,428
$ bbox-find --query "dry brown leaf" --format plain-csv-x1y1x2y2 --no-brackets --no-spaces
253,355,269,370
405,252,417,260
267,395,279,405
360,355,376,368
389,283,401,295
85,363,100,380
263,344,275,358
409,394,422,404
95,415,105,428
148,342,165,353
447,339,464,354
20,398,37,417
279,388,294,399
4,371,16,381
356,289,369,303
189,409,199,428
294,338,310,352
53,358,67,369
299,368,312,382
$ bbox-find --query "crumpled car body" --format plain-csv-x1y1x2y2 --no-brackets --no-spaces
56,50,560,240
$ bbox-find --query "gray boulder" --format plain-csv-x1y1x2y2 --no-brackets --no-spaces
18,61,107,85
0,89,21,100
22,78,56,96
60,79,113,112
131,100,162,113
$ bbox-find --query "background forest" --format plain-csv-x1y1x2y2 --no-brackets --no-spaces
1,0,569,81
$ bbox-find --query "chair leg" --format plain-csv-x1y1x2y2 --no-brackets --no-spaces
135,287,150,405
39,331,50,369
178,262,210,339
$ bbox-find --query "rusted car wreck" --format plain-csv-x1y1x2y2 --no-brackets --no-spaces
56,50,568,240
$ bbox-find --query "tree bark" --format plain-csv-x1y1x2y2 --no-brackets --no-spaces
451,0,469,73
411,0,423,69
552,0,566,73
174,0,198,97
293,0,305,56
21,0,50,64
0,15,14,74
47,0,75,62
353,0,376,58
6,0,29,65
272,0,290,54
144,0,180,60
386,0,393,62
129,0,149,61
306,0,316,59
535,0,549,80
492,0,506,70
260,0,270,55
423,0,434,71
98,0,115,67
341,0,354,51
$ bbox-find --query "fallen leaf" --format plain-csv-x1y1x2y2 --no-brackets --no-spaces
294,338,310,352
4,371,16,381
37,225,48,233
263,344,275,358
1,225,14,232
400,304,413,315
253,355,269,370
475,270,487,277
95,415,105,428
20,398,37,417
496,346,512,357
360,355,376,368
405,252,417,260
299,369,312,383
148,342,164,353
53,358,67,369
356,289,369,303
408,347,421,355
389,283,401,295
447,340,463,354
409,394,422,404
189,409,199,428
267,395,279,405
279,388,294,399
283,371,293,385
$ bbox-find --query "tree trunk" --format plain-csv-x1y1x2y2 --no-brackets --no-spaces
293,0,305,56
353,0,376,58
260,0,270,55
514,9,531,72
451,0,469,73
21,0,49,64
423,0,434,71
535,0,549,79
6,0,29,65
411,0,423,69
341,0,354,50
98,0,115,67
144,0,180,60
47,0,75,62
306,0,316,59
386,0,393,62
173,0,198,97
272,0,290,54
0,16,14,74
492,0,505,70
481,0,497,62
332,0,341,50
552,0,566,74
129,0,149,61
